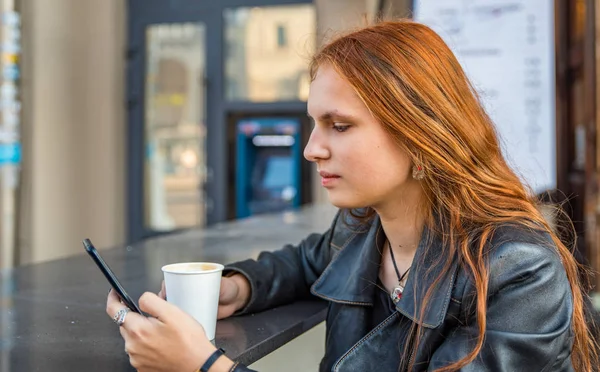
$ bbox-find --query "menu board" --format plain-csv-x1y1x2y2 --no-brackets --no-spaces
414,0,556,193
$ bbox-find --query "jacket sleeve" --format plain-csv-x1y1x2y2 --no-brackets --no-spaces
223,210,342,314
428,241,575,371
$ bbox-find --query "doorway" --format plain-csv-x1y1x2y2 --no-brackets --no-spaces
127,0,315,242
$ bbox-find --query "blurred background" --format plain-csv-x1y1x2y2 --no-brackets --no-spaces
0,0,597,298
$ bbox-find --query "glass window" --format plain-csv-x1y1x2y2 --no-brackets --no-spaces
224,4,316,102
144,23,207,231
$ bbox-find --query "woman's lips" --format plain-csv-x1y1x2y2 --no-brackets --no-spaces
319,171,340,187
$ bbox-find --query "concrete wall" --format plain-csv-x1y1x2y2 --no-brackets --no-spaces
19,0,126,264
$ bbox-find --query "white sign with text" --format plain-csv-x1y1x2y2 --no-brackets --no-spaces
414,0,556,193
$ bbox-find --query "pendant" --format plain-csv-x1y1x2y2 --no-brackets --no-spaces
390,285,404,304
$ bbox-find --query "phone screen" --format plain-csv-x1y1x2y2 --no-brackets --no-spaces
83,238,142,313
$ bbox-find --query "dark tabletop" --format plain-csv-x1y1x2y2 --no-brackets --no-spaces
0,205,337,371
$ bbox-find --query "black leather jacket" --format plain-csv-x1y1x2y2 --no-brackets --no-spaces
227,211,574,371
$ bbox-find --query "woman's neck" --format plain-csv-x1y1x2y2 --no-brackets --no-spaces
374,187,425,259
380,215,424,259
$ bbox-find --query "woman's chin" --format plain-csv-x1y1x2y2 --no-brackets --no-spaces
327,194,365,210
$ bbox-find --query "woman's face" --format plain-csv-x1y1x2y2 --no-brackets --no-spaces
305,64,421,210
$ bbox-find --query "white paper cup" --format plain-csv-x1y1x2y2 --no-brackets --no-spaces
161,262,224,341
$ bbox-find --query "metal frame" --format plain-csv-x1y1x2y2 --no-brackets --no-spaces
126,0,312,243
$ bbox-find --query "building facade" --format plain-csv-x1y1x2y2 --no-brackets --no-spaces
4,0,410,266
8,0,600,291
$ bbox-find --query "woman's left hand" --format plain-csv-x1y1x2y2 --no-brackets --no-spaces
106,289,221,372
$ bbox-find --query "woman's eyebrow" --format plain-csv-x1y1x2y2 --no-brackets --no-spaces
307,110,357,122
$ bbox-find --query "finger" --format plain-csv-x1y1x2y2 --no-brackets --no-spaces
106,289,127,318
219,278,228,298
219,278,236,303
128,355,141,371
158,281,166,300
119,323,129,339
138,292,181,323
217,304,236,320
118,308,152,335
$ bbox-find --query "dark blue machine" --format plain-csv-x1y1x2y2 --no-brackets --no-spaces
236,117,302,218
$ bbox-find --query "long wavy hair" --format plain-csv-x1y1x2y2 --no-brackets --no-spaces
310,20,598,371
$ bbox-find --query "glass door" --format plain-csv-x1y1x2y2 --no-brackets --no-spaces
144,23,207,231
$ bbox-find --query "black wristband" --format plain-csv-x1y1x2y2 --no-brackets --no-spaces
200,348,226,372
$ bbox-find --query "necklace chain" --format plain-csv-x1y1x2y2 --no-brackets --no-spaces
388,240,411,285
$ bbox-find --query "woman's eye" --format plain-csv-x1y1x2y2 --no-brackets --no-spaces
333,124,350,133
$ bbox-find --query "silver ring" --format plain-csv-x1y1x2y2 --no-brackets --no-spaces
113,308,130,326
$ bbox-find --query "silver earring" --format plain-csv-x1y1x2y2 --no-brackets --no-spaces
412,165,424,180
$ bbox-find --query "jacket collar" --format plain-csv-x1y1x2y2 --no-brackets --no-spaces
311,215,459,329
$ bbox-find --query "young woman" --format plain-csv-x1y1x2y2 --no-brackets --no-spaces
106,20,598,371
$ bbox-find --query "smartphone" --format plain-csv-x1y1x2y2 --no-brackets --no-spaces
83,238,142,313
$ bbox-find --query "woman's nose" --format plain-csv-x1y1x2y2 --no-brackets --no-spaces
303,129,330,162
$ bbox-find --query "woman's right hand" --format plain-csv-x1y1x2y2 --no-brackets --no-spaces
158,273,251,320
